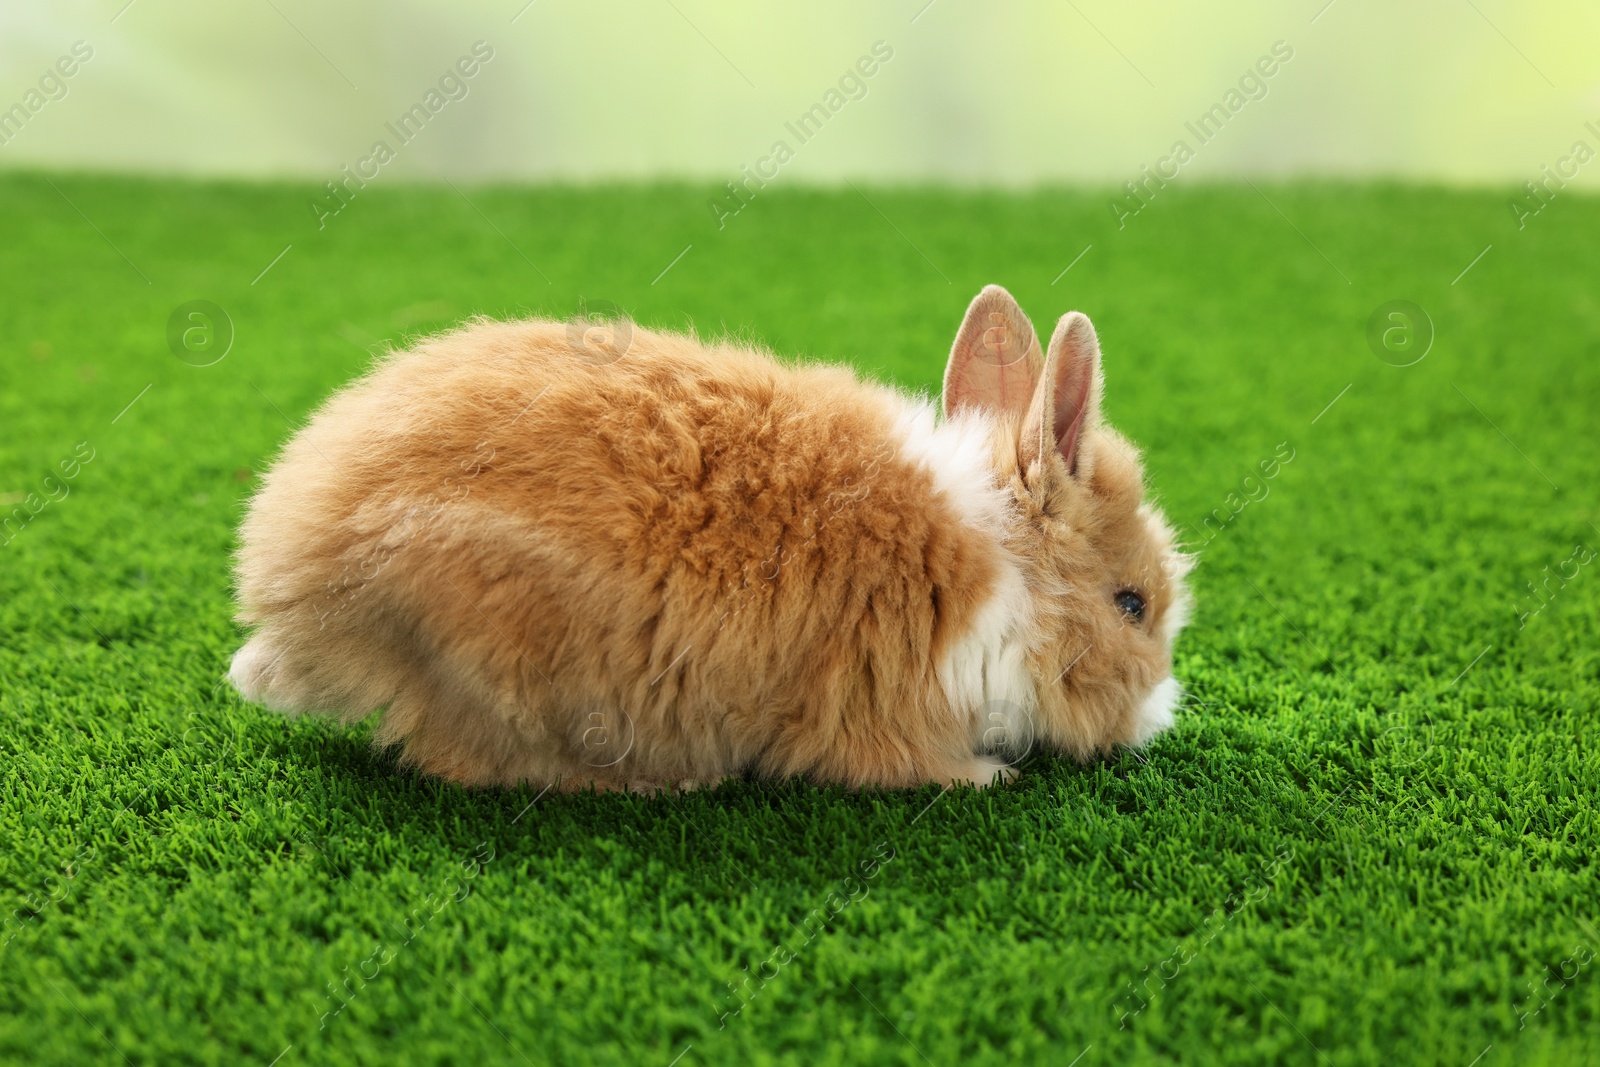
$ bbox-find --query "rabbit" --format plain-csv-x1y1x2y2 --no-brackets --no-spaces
229,284,1192,792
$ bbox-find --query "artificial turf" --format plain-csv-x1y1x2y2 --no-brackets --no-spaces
0,171,1596,1067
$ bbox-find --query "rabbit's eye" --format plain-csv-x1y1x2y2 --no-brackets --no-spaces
1115,590,1146,622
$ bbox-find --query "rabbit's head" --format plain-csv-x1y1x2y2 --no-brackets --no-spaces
944,285,1193,761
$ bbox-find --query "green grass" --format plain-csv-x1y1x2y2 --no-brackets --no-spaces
1,171,1597,1067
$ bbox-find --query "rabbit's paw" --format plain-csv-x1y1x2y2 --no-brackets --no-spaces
675,776,734,792
947,757,1018,790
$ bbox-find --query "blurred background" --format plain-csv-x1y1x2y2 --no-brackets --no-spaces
2,0,1598,186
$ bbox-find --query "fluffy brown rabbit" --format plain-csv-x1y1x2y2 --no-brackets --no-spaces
229,285,1192,791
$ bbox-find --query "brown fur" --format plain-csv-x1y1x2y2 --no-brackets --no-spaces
231,287,1191,791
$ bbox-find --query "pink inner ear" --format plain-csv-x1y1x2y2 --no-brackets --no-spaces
1053,354,1095,474
948,319,1033,412
1032,311,1102,478
943,287,1041,419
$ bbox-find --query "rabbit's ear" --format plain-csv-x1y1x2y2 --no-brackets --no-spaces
942,285,1044,420
1023,311,1103,481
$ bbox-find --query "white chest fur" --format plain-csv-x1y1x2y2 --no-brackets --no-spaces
884,394,1037,752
